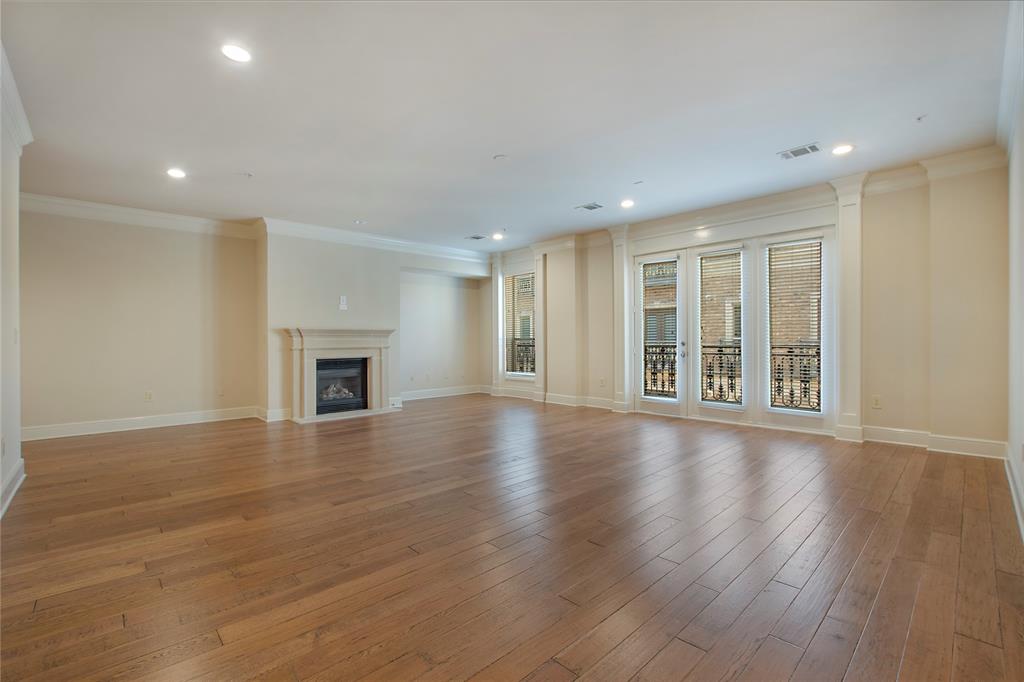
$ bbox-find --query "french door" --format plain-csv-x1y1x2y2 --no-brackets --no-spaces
634,253,686,415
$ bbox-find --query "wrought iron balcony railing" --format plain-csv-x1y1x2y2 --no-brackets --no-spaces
643,343,677,398
701,344,742,404
770,344,821,411
507,337,536,374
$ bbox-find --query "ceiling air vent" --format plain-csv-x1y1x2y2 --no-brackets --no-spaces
575,202,604,211
465,234,487,240
778,143,821,160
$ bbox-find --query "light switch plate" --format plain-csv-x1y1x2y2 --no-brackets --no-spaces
338,295,348,310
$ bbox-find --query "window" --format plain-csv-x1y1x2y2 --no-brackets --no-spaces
642,261,677,398
699,251,742,404
767,240,822,411
504,273,535,374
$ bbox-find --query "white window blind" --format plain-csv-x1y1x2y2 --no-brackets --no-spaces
642,261,677,398
504,273,535,374
767,240,822,411
699,252,742,404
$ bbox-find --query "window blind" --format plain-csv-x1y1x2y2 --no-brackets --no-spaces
767,241,822,411
504,273,535,374
700,252,742,404
642,261,677,398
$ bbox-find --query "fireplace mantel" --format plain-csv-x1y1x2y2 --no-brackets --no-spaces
284,328,396,423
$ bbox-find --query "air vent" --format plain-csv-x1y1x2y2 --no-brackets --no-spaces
465,234,487,240
778,143,821,160
576,202,604,211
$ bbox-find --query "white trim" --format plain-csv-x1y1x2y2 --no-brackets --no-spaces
1,459,26,518
834,425,864,443
919,145,1008,181
2,45,33,148
22,406,260,441
997,0,1023,149
491,384,535,400
401,385,488,401
583,396,614,410
545,392,582,407
863,425,1008,459
927,434,1008,459
256,407,292,422
263,217,487,264
20,194,257,239
1005,459,1024,544
862,426,930,448
863,165,929,196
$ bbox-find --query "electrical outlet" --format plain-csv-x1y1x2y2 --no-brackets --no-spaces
599,377,606,388
870,395,882,409
144,391,154,402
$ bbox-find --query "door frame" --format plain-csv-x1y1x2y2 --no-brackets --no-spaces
633,251,686,416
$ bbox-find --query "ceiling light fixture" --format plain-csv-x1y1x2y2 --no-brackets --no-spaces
832,144,854,156
492,232,504,240
166,168,186,179
221,44,251,63
353,219,367,225
492,154,508,161
620,199,635,209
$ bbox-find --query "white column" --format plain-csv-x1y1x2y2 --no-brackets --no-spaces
608,225,631,412
830,173,867,442
490,254,502,393
532,248,547,402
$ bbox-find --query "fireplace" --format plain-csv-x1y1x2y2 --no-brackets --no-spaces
316,358,368,415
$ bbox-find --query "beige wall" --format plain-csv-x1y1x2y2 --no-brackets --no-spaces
928,167,1009,442
20,213,258,427
544,247,581,399
585,241,614,403
862,182,931,431
399,270,483,394
263,233,401,412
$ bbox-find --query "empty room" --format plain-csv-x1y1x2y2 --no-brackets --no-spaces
1,1,1023,680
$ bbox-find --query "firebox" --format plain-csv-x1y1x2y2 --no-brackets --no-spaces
315,358,368,415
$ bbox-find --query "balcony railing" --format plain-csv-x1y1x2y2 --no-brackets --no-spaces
507,337,535,374
701,344,742,404
643,343,677,398
770,344,821,411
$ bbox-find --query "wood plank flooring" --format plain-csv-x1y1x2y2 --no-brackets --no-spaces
2,395,1022,681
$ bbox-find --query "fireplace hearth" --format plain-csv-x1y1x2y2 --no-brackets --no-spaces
316,358,368,414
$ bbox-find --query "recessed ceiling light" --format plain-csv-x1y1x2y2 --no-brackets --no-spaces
166,168,186,179
492,232,504,240
832,144,854,156
353,219,367,225
620,199,635,209
221,44,251,63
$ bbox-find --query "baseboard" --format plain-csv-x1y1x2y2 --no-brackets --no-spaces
545,392,582,407
401,385,488,401
22,406,260,441
491,384,535,401
834,424,864,443
583,396,614,410
862,426,930,448
863,425,1007,459
1,458,26,518
1006,458,1024,543
256,407,291,422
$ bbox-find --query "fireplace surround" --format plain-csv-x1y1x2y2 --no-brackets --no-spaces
285,328,396,423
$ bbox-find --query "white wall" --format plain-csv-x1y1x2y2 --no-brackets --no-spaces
1,46,31,513
20,212,259,432
399,270,483,397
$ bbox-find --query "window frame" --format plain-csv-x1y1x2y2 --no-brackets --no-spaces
501,269,537,379
633,252,684,410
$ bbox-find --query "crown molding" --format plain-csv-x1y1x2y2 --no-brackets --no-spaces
583,230,611,248
996,0,1022,149
530,235,579,255
628,184,836,243
919,144,1008,181
262,217,488,264
607,225,629,246
20,193,258,239
2,44,33,150
863,165,928,196
829,172,868,204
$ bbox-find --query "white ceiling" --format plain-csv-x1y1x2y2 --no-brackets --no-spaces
2,1,1011,252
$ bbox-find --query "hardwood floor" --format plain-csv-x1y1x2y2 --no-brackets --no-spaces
2,395,1022,681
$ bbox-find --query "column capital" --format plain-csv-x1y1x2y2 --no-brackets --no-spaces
607,224,630,246
829,173,868,205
